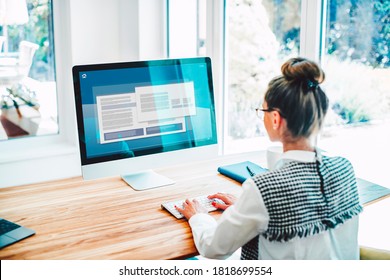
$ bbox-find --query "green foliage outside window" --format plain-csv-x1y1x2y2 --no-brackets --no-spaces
326,0,390,68
228,0,390,139
0,0,54,82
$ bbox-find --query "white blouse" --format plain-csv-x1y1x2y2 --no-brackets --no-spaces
188,150,360,260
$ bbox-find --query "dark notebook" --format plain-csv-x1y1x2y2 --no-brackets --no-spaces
217,161,390,205
217,161,268,183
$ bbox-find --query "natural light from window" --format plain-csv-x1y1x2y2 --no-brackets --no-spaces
0,0,58,142
225,0,301,153
318,0,390,186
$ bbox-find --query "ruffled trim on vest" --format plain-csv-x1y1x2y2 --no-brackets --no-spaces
262,204,363,242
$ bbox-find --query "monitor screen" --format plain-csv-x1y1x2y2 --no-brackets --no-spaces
72,57,218,190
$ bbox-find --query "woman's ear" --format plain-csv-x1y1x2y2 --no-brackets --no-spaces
271,111,281,130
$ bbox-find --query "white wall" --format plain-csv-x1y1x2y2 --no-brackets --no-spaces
70,0,165,65
70,0,122,64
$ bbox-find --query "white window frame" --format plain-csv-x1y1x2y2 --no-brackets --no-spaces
300,0,325,61
0,0,79,188
206,0,225,155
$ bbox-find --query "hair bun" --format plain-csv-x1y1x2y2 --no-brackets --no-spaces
281,57,325,85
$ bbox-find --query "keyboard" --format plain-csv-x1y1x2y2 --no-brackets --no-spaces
0,218,35,249
0,219,21,235
161,195,225,219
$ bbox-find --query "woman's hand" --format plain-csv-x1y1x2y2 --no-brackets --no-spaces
175,193,237,220
208,193,237,210
175,199,208,220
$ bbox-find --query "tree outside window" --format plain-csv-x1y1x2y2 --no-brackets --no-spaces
0,0,58,141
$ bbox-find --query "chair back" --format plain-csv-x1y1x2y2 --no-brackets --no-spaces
18,40,39,76
0,36,6,52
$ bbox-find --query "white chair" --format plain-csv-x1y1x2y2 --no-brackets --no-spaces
0,40,39,86
0,36,5,52
0,40,39,111
17,40,39,77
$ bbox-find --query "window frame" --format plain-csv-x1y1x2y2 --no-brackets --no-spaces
300,0,325,61
0,0,79,188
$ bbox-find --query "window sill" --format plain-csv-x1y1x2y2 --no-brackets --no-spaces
0,140,77,164
0,140,81,188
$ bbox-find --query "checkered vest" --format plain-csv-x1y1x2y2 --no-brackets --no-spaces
240,155,363,260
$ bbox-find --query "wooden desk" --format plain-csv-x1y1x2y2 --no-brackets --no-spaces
0,151,389,259
0,152,267,259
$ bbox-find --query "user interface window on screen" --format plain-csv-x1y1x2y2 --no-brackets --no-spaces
78,61,217,161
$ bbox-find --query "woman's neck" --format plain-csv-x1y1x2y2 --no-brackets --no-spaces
282,138,315,153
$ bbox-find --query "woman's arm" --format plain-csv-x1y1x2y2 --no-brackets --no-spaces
185,180,270,259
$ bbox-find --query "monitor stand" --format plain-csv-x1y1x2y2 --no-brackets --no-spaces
121,170,175,191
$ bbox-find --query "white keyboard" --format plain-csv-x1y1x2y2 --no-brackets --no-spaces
161,195,225,219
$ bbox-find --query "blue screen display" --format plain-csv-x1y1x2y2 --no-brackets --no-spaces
73,57,217,165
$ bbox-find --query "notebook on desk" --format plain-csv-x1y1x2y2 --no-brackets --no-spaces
217,161,390,205
217,161,268,183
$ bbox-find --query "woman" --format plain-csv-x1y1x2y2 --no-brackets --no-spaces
176,57,362,260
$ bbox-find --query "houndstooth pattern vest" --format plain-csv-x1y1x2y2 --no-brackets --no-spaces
240,155,362,260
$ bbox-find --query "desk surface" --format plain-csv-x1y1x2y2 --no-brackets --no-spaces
0,151,389,260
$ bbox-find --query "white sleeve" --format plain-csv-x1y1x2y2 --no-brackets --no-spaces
188,179,269,259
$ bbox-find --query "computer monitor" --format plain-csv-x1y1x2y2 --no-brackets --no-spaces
72,57,218,190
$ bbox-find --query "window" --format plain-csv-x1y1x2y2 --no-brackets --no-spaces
322,0,390,126
0,0,77,189
319,0,390,186
223,0,390,186
0,0,58,141
225,0,301,153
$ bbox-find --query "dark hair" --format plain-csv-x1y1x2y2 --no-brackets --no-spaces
264,57,329,139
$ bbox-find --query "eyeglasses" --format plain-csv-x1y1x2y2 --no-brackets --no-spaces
255,108,274,120
255,107,285,120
